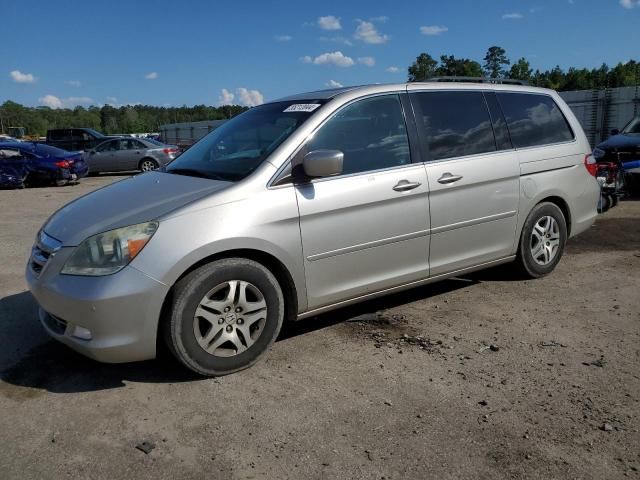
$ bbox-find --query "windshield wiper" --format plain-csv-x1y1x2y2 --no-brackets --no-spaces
165,168,230,181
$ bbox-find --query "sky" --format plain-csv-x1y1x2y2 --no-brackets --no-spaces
1,0,639,109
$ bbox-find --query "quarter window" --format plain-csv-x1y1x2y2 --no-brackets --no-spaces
496,93,574,148
410,91,496,161
305,94,411,175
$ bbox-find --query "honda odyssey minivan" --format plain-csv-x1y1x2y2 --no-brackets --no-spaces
26,81,600,376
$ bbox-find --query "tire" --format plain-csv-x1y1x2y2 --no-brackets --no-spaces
597,193,610,214
163,258,285,376
139,158,159,172
515,202,567,279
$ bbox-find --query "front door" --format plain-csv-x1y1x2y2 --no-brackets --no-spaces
295,94,430,310
408,89,520,276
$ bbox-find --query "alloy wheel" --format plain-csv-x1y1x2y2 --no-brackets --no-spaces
193,280,268,357
530,216,560,266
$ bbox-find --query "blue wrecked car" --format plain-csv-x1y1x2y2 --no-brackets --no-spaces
0,142,89,189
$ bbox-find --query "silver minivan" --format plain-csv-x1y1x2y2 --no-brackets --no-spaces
26,82,600,376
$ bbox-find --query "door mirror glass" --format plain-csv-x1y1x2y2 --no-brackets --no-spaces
610,128,620,136
303,150,343,178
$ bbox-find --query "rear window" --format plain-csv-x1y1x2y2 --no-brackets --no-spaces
410,91,496,161
496,93,574,148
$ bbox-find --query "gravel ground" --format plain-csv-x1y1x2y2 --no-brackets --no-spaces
0,176,639,479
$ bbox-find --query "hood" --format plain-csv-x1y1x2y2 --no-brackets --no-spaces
597,134,640,151
44,171,231,245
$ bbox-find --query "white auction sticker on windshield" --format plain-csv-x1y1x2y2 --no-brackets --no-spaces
283,104,321,113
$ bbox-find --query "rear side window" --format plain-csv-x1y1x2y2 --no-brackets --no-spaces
410,91,496,161
496,93,574,148
48,130,67,141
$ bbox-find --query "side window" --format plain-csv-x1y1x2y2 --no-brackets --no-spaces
410,91,496,161
131,140,146,149
496,93,574,148
484,92,512,151
49,130,66,141
305,94,411,175
96,140,117,152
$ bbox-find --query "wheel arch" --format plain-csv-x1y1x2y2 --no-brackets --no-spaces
139,157,158,170
536,195,572,236
158,248,299,342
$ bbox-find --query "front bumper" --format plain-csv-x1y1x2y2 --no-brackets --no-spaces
26,252,169,363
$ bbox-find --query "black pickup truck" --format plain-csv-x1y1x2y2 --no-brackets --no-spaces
46,128,119,151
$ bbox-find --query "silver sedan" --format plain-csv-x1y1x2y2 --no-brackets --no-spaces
85,138,179,173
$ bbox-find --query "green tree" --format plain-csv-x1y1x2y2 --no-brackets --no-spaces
509,58,532,81
436,55,483,77
483,46,510,78
408,53,438,82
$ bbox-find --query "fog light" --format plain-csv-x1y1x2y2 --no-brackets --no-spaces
71,325,92,340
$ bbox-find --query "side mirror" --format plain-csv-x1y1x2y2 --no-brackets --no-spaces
302,150,343,178
610,128,620,136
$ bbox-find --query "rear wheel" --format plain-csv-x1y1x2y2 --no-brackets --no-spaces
515,202,567,278
163,258,285,376
139,158,159,172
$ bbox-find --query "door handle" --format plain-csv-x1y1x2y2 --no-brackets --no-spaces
393,180,422,192
437,172,463,184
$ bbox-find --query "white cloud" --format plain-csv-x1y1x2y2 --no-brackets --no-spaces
502,12,524,19
318,15,341,30
370,15,389,23
218,88,235,105
106,96,118,104
326,79,343,88
10,70,36,84
357,56,376,67
354,20,389,44
236,88,264,107
145,71,158,80
65,80,81,87
302,51,355,67
420,25,448,36
38,95,93,109
620,0,640,7
39,94,62,109
274,35,292,41
386,66,400,73
319,36,353,46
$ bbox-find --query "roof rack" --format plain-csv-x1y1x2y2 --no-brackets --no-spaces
426,76,528,86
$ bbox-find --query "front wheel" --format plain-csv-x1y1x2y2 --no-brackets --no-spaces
515,202,567,278
163,258,285,376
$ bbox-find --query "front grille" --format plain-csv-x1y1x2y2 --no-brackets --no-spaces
29,231,62,276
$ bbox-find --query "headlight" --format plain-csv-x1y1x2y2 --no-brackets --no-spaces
61,222,158,276
593,148,605,159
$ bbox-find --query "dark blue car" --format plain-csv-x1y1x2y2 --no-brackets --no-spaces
0,142,88,189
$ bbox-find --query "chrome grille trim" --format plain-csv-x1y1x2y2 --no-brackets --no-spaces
30,231,62,276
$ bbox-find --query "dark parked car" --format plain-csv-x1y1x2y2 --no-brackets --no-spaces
0,142,88,188
85,137,179,173
594,116,640,194
46,128,118,151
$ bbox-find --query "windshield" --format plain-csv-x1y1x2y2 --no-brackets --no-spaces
621,117,640,135
164,100,325,181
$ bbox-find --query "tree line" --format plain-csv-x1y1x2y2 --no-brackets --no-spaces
408,46,640,91
0,102,248,138
2,47,638,138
